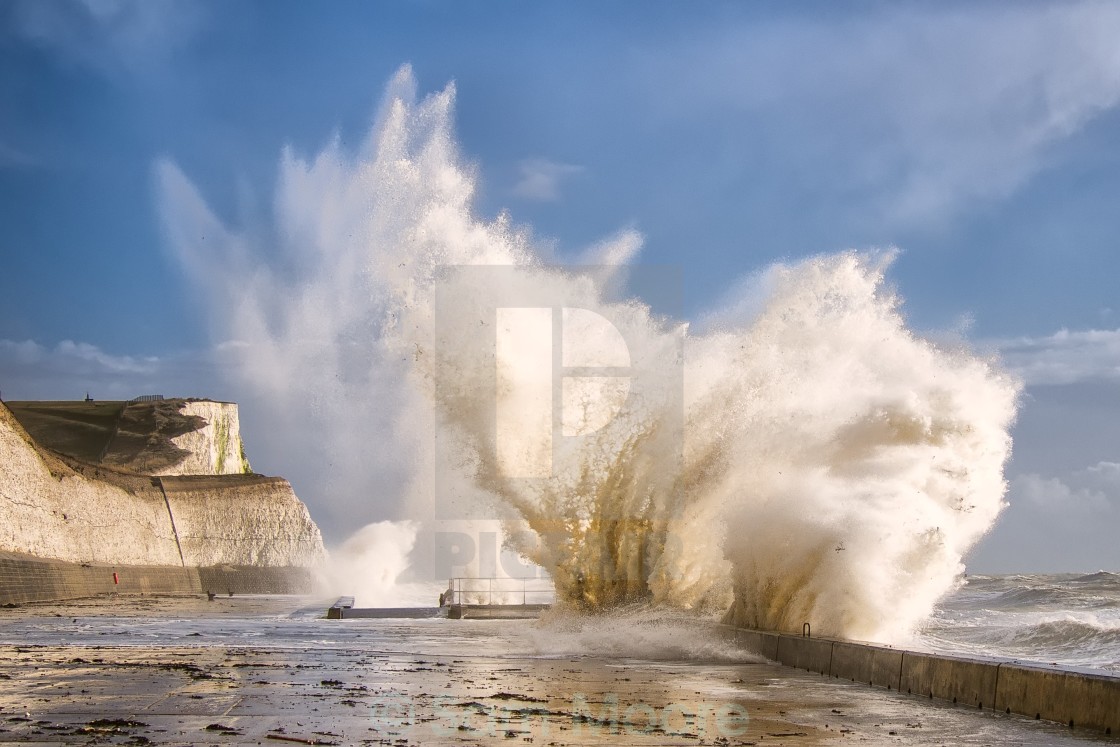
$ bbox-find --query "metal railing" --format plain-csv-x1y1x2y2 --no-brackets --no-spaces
446,577,554,607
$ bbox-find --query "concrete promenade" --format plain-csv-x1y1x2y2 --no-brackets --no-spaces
0,596,1114,745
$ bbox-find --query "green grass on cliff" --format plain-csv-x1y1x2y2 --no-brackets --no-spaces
3,401,125,464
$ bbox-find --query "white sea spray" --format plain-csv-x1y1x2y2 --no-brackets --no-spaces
161,66,1019,642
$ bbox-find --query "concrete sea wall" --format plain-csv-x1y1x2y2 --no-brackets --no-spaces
724,627,1119,737
0,552,201,603
0,552,316,603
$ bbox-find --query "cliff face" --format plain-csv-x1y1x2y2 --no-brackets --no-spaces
162,475,324,567
0,403,324,569
162,400,249,476
0,404,181,565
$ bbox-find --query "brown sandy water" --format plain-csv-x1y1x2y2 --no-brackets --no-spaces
0,595,1112,745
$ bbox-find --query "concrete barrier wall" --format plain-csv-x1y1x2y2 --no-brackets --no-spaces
732,629,780,661
899,650,999,709
726,626,1119,737
775,634,834,674
197,565,315,595
0,552,200,603
996,662,1120,733
0,552,315,604
830,640,903,690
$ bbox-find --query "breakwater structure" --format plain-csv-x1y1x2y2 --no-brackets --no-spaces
0,398,325,604
442,576,554,619
723,626,1119,738
323,578,555,620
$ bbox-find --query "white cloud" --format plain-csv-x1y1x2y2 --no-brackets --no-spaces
641,2,1120,227
55,340,158,374
994,327,1120,385
0,339,157,374
0,340,43,367
1086,461,1120,488
214,340,252,352
0,338,214,402
10,0,203,77
511,157,584,202
1012,472,1113,514
975,462,1119,571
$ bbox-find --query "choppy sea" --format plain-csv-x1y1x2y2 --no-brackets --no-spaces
1,573,1117,675
917,572,1120,673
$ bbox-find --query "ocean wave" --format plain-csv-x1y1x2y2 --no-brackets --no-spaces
951,573,1120,612
1008,615,1120,649
1073,570,1120,584
918,574,1120,670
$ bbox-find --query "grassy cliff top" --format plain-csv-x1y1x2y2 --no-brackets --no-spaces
4,399,213,474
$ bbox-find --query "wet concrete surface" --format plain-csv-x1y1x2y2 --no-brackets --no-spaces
0,595,1114,745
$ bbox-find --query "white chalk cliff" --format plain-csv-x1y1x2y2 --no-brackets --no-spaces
162,400,249,476
0,402,324,568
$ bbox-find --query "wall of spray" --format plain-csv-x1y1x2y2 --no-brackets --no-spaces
160,66,1019,639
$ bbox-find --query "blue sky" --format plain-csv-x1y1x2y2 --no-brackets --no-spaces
1,0,1118,571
